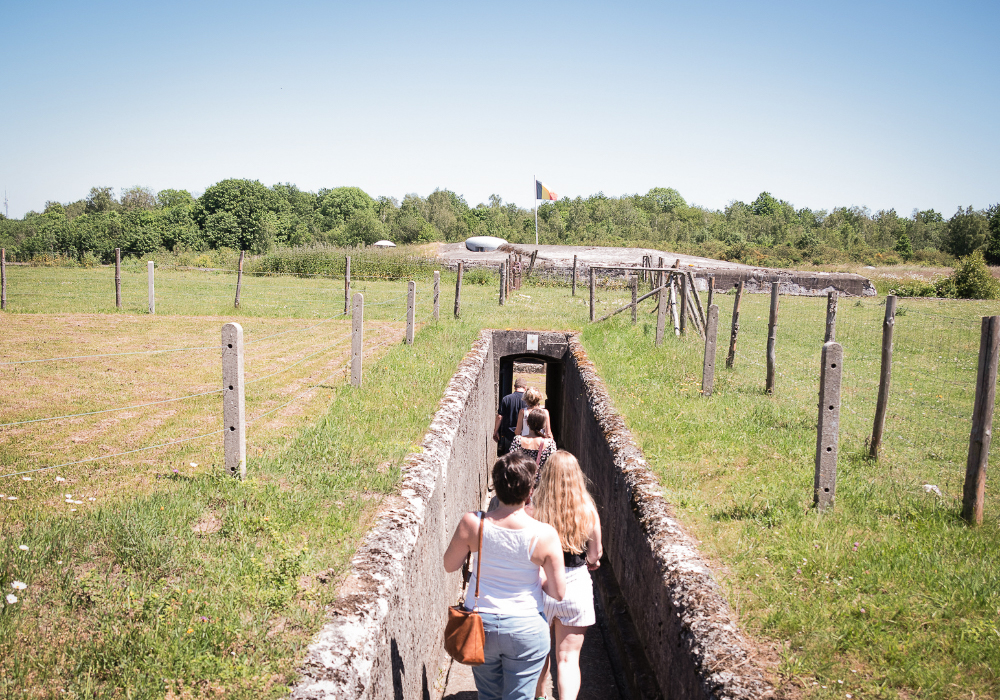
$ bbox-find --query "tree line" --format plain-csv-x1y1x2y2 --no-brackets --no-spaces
1,180,997,268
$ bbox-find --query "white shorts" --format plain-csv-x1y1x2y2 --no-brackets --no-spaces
543,565,595,627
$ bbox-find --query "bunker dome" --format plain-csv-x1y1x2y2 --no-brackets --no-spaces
372,240,396,248
465,235,506,252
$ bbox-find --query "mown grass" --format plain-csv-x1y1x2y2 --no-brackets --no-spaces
3,264,999,699
582,293,1000,700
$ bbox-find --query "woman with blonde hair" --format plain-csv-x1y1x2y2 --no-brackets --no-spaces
515,387,551,438
530,450,602,700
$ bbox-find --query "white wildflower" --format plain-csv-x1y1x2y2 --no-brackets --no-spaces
11,581,26,590
5,594,17,604
923,484,942,497
18,545,28,551
55,477,65,482
189,462,198,468
7,496,17,501
22,477,31,481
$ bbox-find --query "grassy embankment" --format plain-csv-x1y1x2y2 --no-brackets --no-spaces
2,260,998,699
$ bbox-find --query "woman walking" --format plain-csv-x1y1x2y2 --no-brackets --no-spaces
515,387,552,438
510,410,557,481
530,450,603,700
444,453,567,700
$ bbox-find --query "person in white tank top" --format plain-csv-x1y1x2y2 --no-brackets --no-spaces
444,453,566,700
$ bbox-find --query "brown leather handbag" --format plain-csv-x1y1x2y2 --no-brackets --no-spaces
444,512,486,665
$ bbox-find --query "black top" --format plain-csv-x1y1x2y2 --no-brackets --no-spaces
498,390,527,440
563,550,587,568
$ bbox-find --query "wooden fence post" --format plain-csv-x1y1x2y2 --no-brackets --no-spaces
869,295,897,459
669,274,680,335
222,322,246,479
702,305,720,396
707,275,715,309
962,315,1000,525
572,255,577,296
499,262,506,306
658,257,664,288
631,275,638,325
344,255,351,315
115,248,122,309
351,293,364,386
527,250,538,277
825,291,838,342
589,267,595,322
814,341,843,510
680,273,688,335
655,286,667,347
406,281,416,344
454,262,463,318
765,282,779,393
726,280,744,368
235,250,245,309
147,261,155,314
433,271,440,321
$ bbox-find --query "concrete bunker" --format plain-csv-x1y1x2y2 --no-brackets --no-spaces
291,330,773,700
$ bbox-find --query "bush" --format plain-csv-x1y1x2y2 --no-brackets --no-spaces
950,250,1000,299
888,279,938,297
462,268,495,285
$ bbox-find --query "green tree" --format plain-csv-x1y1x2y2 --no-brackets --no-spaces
198,179,285,252
342,208,387,247
984,204,1000,266
120,186,157,212
750,192,782,218
319,187,374,229
157,189,194,208
951,250,1000,299
943,206,988,257
85,187,118,213
894,232,913,261
641,187,686,214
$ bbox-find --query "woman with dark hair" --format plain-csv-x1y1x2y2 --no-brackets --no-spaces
510,410,557,481
444,453,566,700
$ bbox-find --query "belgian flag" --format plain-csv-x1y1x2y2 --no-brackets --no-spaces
535,181,558,201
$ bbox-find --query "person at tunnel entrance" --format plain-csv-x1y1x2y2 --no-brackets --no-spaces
444,453,566,700
494,377,528,456
529,450,603,700
515,387,552,439
510,410,557,483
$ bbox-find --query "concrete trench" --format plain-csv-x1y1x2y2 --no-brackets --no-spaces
290,330,774,700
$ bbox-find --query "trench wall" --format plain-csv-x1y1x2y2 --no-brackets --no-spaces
561,335,774,700
291,331,495,700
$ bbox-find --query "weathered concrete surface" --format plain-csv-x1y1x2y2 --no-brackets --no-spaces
432,242,875,296
561,335,775,700
290,332,495,700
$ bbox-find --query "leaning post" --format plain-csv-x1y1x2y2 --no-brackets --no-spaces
631,275,638,325
147,261,155,314
726,280,744,368
572,255,577,296
114,248,122,309
406,281,416,344
454,262,463,318
869,295,897,459
962,315,1000,525
765,281,779,393
655,286,667,347
814,341,844,510
702,304,720,396
433,271,440,321
351,293,364,386
234,249,245,309
222,322,246,479
679,273,688,335
825,290,839,342
589,267,595,322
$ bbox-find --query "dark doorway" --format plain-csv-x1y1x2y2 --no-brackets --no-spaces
498,354,563,445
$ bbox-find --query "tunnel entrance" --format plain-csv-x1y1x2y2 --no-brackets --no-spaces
498,355,562,444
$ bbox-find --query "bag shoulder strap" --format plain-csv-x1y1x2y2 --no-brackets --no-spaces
474,511,484,600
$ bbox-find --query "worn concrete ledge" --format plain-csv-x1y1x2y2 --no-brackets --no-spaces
290,331,494,700
562,335,774,700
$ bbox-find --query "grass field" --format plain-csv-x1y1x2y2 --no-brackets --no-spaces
1,263,998,699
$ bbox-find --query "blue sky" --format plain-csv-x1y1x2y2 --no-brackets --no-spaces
1,0,997,219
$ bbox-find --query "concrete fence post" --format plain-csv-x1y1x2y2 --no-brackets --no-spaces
669,274,680,336
589,267,595,322
406,281,416,344
631,275,638,325
454,262,464,318
344,255,351,315
962,315,1000,525
433,271,440,321
869,295,897,460
655,286,667,347
765,281,779,394
222,322,246,479
115,248,122,309
147,261,155,314
499,262,506,306
0,248,5,311
235,250,245,309
726,280,744,368
702,304,720,396
679,272,688,335
814,341,843,510
351,293,364,386
825,290,838,342
572,255,577,296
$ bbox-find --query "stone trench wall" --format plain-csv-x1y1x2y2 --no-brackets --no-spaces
561,335,775,700
290,330,495,700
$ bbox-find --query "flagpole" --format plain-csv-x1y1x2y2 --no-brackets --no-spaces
534,174,538,246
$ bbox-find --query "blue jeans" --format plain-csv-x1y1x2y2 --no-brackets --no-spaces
472,612,550,700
